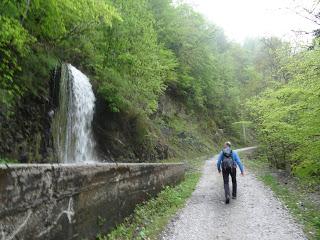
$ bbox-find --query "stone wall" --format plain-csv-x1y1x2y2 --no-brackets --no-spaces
0,163,185,240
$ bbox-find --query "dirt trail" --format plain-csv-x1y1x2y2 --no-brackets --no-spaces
161,148,306,240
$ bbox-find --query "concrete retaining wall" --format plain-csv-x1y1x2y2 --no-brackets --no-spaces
0,163,185,240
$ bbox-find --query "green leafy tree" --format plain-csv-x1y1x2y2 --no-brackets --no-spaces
246,41,320,184
94,0,176,115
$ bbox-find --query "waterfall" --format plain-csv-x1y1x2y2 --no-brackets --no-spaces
52,64,96,163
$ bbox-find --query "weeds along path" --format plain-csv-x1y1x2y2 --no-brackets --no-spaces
161,148,306,240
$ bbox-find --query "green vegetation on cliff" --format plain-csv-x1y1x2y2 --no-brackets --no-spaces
0,0,246,163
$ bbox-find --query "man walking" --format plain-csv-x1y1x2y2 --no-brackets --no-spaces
217,141,244,204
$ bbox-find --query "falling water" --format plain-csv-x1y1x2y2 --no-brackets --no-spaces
52,64,96,163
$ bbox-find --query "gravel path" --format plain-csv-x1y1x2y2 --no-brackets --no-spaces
161,148,306,240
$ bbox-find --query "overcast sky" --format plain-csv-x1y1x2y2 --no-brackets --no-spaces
182,0,319,44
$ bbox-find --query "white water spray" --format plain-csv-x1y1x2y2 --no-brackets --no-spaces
53,64,97,163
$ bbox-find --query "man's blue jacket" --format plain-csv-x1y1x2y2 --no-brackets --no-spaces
217,150,244,173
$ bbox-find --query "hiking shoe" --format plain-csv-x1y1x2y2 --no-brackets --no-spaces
225,198,230,204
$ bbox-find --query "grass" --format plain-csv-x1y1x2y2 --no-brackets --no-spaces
97,171,201,240
241,152,320,240
0,157,18,164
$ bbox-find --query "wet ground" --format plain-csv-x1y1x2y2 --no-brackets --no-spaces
161,148,306,240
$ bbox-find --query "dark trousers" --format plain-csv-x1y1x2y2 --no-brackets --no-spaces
222,167,237,199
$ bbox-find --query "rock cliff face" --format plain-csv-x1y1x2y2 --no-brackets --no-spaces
0,163,185,239
92,95,173,163
0,92,54,163
0,66,60,164
0,63,217,164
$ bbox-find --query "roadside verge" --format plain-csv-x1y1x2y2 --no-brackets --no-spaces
240,150,320,240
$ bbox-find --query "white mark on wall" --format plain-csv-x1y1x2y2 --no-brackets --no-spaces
1,226,5,240
1,209,32,240
37,197,74,238
63,197,74,223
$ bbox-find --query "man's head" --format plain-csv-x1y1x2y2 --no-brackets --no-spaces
224,141,231,149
